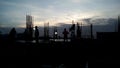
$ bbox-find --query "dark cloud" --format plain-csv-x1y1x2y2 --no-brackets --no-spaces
77,17,117,25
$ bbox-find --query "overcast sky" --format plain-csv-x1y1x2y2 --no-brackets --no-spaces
0,0,120,27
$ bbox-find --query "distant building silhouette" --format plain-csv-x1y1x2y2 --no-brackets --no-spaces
97,32,118,40
97,16,120,40
25,15,33,40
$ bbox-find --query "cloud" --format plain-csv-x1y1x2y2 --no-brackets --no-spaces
68,0,91,3
78,17,117,26
70,0,81,3
0,0,120,28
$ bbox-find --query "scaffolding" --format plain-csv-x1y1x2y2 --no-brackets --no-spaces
44,22,49,38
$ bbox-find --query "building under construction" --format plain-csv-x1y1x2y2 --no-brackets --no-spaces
25,15,33,40
44,22,49,39
26,15,33,29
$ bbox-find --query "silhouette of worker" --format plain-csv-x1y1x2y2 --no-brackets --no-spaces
35,26,39,43
24,29,28,41
69,24,75,41
24,28,33,41
8,28,16,42
63,28,69,42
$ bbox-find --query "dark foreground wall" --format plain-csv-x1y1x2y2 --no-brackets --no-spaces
0,39,119,68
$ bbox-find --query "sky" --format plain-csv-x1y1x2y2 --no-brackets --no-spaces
0,0,120,28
